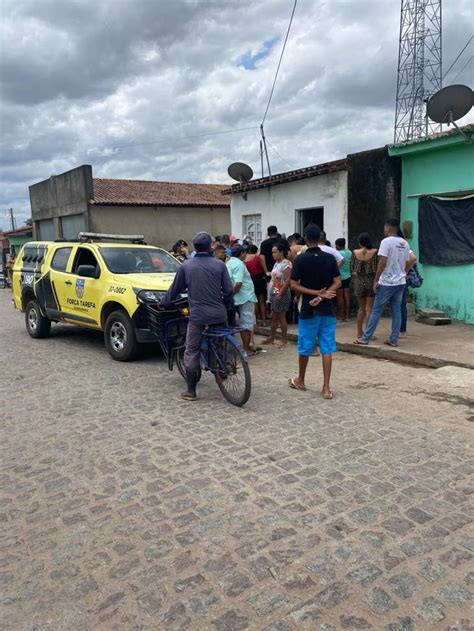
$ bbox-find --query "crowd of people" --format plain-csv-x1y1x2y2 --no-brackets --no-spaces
166,219,419,400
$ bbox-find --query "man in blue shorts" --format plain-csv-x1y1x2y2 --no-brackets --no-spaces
289,224,341,399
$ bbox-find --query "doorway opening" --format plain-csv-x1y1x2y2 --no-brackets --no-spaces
295,207,324,235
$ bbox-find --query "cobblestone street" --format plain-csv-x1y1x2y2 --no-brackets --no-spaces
1,290,473,630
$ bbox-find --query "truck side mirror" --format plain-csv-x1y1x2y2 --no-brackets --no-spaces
77,264,98,278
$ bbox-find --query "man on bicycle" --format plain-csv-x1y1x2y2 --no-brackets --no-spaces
162,231,234,401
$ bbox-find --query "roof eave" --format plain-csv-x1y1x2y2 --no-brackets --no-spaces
221,158,349,195
388,126,473,156
89,200,230,208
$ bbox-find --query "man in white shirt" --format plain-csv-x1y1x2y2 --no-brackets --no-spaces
355,218,410,347
318,232,344,267
299,231,344,264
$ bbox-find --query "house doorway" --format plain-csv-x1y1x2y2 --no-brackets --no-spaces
295,207,324,235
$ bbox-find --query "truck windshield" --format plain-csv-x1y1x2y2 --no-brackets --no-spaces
100,247,180,274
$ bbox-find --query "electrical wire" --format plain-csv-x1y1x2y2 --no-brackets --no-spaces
443,35,473,80
261,0,298,126
111,126,258,151
266,139,297,170
452,55,473,84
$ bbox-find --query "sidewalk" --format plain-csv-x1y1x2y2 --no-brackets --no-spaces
255,315,474,370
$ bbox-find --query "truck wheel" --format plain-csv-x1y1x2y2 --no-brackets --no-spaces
25,300,51,339
104,310,139,361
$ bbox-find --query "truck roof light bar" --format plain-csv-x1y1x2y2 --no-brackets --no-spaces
78,232,146,244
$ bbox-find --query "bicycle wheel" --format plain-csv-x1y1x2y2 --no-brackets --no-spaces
176,346,187,380
176,346,201,383
213,338,251,406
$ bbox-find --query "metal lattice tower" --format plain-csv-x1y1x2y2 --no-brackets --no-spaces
394,0,442,143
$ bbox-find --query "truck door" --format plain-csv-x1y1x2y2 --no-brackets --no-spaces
37,246,73,315
61,246,102,326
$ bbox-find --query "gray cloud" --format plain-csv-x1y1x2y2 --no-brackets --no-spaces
1,0,472,229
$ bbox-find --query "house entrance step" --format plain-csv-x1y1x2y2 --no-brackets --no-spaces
415,315,452,326
417,308,447,318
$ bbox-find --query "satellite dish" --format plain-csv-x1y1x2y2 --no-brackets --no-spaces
427,84,473,124
228,162,253,184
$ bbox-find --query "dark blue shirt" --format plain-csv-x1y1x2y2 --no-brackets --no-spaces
163,253,233,325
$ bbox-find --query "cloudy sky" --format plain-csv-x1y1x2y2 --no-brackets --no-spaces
1,0,473,229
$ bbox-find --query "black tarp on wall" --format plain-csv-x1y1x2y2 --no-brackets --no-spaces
418,196,474,265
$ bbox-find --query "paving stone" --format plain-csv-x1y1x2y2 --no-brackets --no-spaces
465,571,474,585
350,506,380,525
388,573,419,599
405,508,433,524
437,583,473,606
364,587,398,615
347,561,382,587
288,597,323,626
246,587,295,617
384,617,417,631
401,537,432,557
360,530,388,548
261,622,293,631
442,621,474,631
187,587,220,616
211,609,249,630
418,558,447,583
281,570,316,591
414,597,445,623
313,581,352,609
340,615,373,629
204,553,236,573
307,552,337,584
174,574,206,593
382,516,415,536
222,572,253,598
439,548,473,569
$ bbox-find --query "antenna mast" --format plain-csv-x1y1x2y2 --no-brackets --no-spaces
394,0,442,143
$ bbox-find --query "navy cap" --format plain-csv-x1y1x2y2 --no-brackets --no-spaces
192,231,213,249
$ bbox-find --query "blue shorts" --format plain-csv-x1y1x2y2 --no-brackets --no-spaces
297,315,337,356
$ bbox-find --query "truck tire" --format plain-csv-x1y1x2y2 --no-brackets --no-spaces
25,299,51,339
104,309,140,361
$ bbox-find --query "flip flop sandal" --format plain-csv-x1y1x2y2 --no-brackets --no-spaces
353,340,369,345
288,378,306,391
384,341,398,347
322,391,333,399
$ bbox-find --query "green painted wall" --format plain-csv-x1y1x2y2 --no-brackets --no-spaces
390,134,474,324
8,234,32,258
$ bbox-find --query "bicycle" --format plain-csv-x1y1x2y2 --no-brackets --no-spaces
146,300,251,407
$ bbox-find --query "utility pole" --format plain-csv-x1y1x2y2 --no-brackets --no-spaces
260,124,272,177
6,208,16,231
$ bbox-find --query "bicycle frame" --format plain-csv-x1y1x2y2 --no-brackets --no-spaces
200,326,247,374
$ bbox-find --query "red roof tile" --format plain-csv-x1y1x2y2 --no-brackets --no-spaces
91,178,230,207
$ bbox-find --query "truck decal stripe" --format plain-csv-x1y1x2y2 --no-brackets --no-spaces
46,308,97,325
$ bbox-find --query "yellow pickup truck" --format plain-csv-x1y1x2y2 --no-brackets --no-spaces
12,233,180,360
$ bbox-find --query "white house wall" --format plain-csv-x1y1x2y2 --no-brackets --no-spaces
230,170,348,243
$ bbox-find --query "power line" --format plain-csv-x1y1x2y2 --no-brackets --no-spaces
452,55,473,83
111,126,258,151
443,35,473,80
266,139,296,170
261,0,298,126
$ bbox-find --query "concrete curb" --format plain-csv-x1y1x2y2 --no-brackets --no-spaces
254,326,474,371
